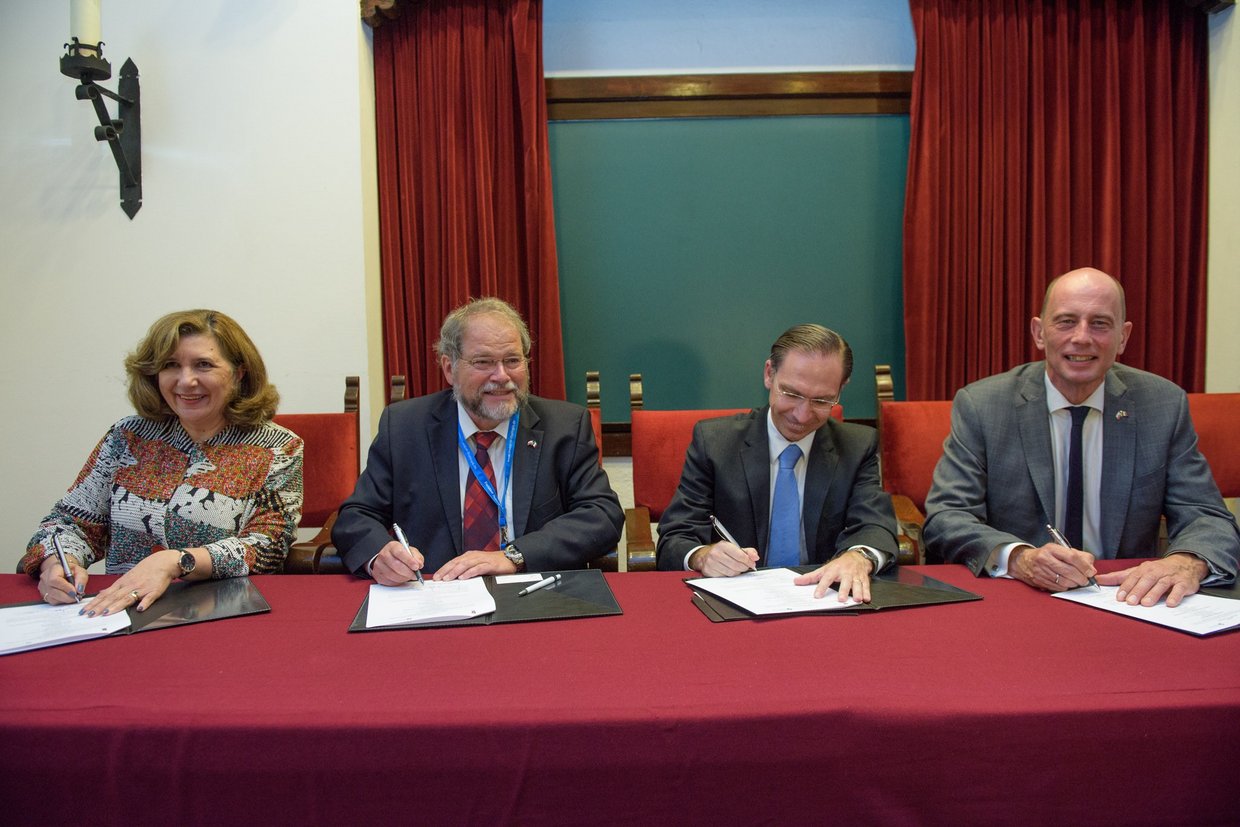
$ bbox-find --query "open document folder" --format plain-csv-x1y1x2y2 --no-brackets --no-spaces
1052,584,1240,636
687,565,981,622
350,568,622,631
0,578,272,656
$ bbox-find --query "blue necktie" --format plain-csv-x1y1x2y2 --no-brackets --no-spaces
767,444,802,567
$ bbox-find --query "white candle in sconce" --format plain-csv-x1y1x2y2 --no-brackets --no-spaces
70,0,102,50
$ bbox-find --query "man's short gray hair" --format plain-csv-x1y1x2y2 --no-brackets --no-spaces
434,297,532,362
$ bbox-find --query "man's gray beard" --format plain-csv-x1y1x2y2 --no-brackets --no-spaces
453,383,528,423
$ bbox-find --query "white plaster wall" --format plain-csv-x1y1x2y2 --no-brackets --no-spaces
0,1,380,572
1208,8,1240,393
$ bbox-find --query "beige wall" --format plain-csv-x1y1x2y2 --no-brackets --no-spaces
1208,8,1240,392
0,2,383,572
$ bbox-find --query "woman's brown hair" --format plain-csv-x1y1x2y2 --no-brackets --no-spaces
125,309,279,428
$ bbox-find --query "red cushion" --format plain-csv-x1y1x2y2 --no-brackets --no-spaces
272,412,360,527
1187,393,1240,497
878,401,954,512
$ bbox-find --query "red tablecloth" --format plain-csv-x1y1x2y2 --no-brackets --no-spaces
1,564,1238,826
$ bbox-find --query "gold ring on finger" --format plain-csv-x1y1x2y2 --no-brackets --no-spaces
129,590,140,600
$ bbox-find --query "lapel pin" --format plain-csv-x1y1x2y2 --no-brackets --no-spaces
527,440,537,448
1115,410,1128,420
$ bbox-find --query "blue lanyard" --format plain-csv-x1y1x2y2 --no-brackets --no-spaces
456,411,519,545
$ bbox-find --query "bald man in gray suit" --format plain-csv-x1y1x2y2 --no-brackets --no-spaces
924,268,1238,608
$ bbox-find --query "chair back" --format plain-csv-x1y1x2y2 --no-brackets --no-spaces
1187,393,1240,498
586,370,603,466
272,411,360,527
631,409,749,521
588,408,604,466
877,399,953,513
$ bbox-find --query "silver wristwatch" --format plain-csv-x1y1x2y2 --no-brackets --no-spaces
854,547,882,573
502,545,525,572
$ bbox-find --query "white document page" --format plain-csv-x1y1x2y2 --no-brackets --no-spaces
0,602,131,656
1052,585,1240,636
687,567,860,616
365,579,497,628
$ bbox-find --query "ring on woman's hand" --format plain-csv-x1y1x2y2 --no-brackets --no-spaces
1054,574,1060,585
129,590,140,600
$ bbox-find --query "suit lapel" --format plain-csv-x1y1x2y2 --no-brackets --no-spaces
803,425,838,553
740,412,771,562
430,393,465,555
1100,371,1134,555
1016,366,1056,530
511,403,542,536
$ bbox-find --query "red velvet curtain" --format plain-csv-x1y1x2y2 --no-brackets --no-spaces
373,0,566,399
903,0,1209,400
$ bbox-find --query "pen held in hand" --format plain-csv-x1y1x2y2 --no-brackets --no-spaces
710,514,756,572
1045,524,1100,591
392,522,424,585
517,573,561,597
51,533,80,604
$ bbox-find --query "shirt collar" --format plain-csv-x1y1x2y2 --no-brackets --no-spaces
1042,373,1106,414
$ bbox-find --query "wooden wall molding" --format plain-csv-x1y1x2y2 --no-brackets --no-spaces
546,71,912,120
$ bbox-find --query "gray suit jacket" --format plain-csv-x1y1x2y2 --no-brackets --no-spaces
332,390,623,576
923,362,1239,579
655,408,898,570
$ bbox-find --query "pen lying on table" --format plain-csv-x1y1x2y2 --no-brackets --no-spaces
1046,524,1101,591
518,573,561,597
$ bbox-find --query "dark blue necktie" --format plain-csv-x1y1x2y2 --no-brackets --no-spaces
1064,406,1090,550
767,444,802,567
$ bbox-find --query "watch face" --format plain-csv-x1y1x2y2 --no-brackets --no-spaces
179,551,196,576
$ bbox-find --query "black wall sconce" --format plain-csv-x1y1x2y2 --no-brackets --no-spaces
60,0,141,218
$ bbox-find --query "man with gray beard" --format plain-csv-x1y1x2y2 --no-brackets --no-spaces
333,298,623,581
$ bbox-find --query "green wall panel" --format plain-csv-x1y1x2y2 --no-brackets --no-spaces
550,115,908,421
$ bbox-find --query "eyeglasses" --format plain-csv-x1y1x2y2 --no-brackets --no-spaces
775,387,838,411
461,356,529,373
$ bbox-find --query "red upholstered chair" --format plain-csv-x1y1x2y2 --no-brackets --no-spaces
1187,393,1240,501
275,376,361,574
626,404,844,570
586,370,603,466
875,365,953,565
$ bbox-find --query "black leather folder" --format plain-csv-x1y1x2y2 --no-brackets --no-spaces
349,567,623,631
688,566,982,622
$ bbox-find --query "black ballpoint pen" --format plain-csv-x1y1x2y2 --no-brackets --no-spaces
1046,524,1100,591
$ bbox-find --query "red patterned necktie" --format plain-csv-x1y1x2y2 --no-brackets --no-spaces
463,430,500,551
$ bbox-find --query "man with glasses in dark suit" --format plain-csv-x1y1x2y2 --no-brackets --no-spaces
656,324,898,603
333,297,623,583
